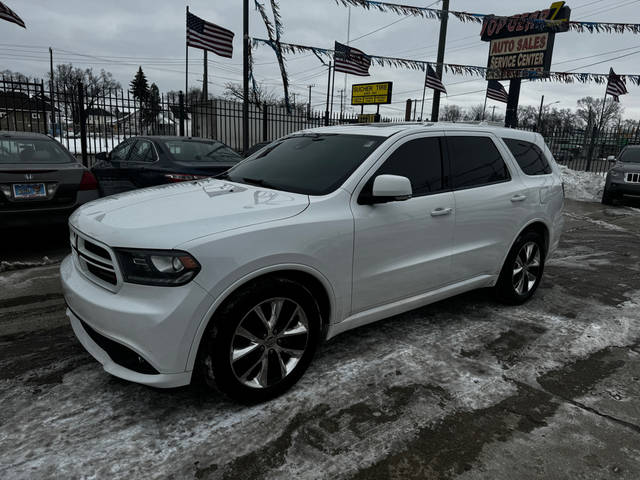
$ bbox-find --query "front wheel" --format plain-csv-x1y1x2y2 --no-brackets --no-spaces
195,277,321,402
494,231,545,305
602,188,615,205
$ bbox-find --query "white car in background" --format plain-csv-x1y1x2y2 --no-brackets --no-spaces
61,123,564,402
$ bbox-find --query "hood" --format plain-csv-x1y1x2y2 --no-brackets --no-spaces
70,179,309,248
616,161,640,173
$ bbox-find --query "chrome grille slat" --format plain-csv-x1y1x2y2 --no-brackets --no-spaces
625,172,640,184
70,228,121,292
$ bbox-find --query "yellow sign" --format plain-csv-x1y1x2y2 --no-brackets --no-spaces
351,81,393,106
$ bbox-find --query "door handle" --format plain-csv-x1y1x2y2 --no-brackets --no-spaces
511,194,527,202
431,207,453,217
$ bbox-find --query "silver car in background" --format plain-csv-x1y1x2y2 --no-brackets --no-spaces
0,131,99,228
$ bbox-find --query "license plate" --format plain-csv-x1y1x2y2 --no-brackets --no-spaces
12,183,47,199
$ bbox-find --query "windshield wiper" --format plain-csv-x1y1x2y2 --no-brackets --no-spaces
239,177,280,189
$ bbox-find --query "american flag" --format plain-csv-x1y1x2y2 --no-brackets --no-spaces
425,64,446,94
0,2,25,28
334,41,371,76
606,68,628,102
186,11,234,58
487,80,509,103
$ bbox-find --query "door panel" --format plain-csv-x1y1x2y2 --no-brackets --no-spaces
445,133,526,281
352,191,456,312
92,138,136,196
351,134,455,314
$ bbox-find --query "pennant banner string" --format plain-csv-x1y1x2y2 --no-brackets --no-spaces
332,0,640,35
252,37,640,86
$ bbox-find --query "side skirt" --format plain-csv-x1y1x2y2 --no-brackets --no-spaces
326,274,496,340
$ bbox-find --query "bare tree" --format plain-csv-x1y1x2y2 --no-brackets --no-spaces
0,69,30,82
223,82,279,104
441,104,462,122
576,96,622,130
465,104,485,121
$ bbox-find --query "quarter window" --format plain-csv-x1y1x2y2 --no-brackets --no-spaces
448,136,510,189
502,138,552,175
373,137,444,196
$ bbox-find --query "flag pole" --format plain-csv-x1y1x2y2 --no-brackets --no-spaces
185,6,189,107
599,91,607,130
419,67,428,121
482,85,488,121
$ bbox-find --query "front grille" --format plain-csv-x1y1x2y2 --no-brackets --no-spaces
626,172,640,183
77,317,159,375
71,229,120,291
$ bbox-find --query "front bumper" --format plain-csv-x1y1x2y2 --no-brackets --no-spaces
606,178,640,197
61,254,214,388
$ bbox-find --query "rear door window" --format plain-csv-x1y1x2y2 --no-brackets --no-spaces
447,136,510,190
371,137,444,196
502,138,552,175
128,140,157,163
110,139,135,162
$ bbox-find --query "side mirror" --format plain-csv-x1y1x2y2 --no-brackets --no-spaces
607,155,616,162
360,174,412,204
95,152,109,161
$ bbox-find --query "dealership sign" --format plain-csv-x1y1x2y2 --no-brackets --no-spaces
481,2,570,81
486,32,555,80
351,81,393,105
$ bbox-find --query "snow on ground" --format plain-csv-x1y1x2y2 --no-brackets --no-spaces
0,257,56,273
558,164,605,202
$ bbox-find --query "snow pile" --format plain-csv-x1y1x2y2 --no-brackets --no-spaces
0,256,57,273
558,164,605,202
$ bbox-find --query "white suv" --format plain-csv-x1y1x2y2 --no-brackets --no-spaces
61,123,564,401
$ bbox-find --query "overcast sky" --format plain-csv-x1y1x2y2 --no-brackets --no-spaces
2,0,640,119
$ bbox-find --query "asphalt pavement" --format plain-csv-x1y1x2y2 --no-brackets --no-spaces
1,199,640,479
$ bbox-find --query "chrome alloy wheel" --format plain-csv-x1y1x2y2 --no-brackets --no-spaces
230,298,309,389
512,241,541,295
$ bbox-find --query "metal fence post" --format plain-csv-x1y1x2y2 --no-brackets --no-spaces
262,103,268,142
78,82,88,167
40,80,48,135
585,124,597,172
179,91,185,137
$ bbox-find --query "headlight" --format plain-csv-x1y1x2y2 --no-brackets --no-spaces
115,249,201,286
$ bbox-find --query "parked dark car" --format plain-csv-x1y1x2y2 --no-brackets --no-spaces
244,140,272,158
92,136,243,196
602,144,640,205
0,131,99,228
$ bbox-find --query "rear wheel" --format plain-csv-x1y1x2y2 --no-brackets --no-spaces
196,277,321,402
494,231,545,305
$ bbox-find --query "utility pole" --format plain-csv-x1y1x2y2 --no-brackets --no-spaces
307,84,314,119
49,47,55,136
324,62,332,126
339,89,344,118
491,105,496,122
242,0,249,153
431,0,449,122
203,50,208,101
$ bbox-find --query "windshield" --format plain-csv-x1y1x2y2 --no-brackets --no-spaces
0,138,73,164
619,146,640,163
224,134,384,195
163,140,242,163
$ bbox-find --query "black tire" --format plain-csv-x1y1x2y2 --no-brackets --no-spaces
602,188,615,205
494,231,546,305
195,276,321,403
